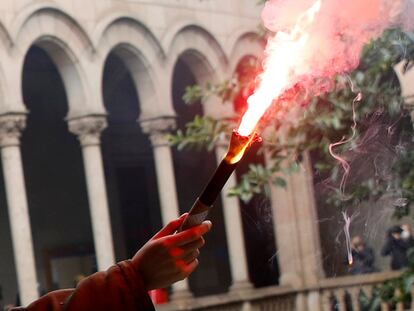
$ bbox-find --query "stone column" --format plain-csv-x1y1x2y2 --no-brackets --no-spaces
266,151,324,289
68,115,115,271
291,153,324,286
215,141,252,291
141,117,193,301
0,113,38,306
266,152,304,288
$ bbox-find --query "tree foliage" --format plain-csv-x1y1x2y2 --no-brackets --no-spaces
170,28,414,213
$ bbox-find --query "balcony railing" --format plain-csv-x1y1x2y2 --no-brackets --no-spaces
157,271,404,311
318,271,402,311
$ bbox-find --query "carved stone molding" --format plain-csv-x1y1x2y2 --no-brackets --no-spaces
0,113,27,147
68,115,107,146
140,116,176,148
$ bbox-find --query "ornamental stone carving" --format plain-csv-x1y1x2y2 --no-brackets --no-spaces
140,116,176,148
68,115,107,146
0,113,27,147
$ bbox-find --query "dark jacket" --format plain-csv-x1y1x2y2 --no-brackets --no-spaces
12,260,155,311
348,247,377,275
381,237,414,270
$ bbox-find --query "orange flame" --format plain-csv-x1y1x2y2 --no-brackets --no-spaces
237,0,322,136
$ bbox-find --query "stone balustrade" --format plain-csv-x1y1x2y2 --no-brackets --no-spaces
157,271,404,311
318,271,401,311
158,285,297,311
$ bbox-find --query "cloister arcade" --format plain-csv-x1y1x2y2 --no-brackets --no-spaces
1,1,414,310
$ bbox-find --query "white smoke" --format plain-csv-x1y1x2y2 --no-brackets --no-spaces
261,0,414,86
400,0,414,30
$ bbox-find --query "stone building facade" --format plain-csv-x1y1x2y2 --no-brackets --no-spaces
0,0,327,307
1,0,412,309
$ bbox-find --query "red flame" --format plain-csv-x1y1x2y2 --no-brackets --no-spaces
237,0,322,136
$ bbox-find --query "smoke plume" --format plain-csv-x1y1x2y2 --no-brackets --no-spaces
261,0,414,93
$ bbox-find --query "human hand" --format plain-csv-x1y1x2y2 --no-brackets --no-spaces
132,214,212,290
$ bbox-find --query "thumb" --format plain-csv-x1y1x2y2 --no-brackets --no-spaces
153,213,188,239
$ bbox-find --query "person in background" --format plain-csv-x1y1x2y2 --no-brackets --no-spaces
12,214,211,311
381,225,413,270
401,223,414,247
347,235,377,275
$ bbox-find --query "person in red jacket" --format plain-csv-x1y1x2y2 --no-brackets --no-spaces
13,214,211,311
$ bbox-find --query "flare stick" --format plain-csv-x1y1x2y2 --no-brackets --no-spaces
179,130,261,231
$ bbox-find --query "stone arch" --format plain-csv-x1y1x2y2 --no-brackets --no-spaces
162,19,225,56
229,31,264,74
169,28,234,295
21,45,95,293
97,17,168,119
11,4,92,48
0,20,12,48
101,48,165,260
168,25,228,117
13,6,92,117
168,25,227,84
94,15,164,57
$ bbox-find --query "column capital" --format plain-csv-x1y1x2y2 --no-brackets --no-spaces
140,116,176,147
68,114,107,146
0,112,27,147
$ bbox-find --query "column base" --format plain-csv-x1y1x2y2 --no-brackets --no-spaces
230,280,253,292
170,288,193,301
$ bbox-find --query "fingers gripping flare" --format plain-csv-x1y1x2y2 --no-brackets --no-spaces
182,250,200,264
154,213,188,239
132,215,211,290
179,198,211,232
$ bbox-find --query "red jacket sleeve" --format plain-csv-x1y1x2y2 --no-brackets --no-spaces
13,260,155,311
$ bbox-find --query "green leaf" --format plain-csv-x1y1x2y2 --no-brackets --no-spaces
273,177,287,188
183,85,203,105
